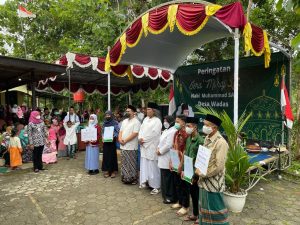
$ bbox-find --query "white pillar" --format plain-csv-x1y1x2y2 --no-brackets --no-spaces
128,92,132,105
233,28,240,127
107,47,111,111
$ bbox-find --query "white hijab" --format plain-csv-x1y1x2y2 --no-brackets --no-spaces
88,114,98,128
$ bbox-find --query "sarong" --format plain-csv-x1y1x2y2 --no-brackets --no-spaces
199,188,229,225
121,149,138,183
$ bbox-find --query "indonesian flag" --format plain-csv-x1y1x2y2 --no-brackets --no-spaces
281,78,294,129
18,5,36,18
168,84,176,115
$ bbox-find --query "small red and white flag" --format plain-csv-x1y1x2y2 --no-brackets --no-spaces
18,5,36,18
168,84,176,115
281,78,294,129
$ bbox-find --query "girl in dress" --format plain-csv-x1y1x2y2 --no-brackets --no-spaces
19,125,32,163
57,124,67,157
85,114,101,175
8,128,23,170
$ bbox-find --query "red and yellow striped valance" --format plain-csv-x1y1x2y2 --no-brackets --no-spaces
105,1,271,76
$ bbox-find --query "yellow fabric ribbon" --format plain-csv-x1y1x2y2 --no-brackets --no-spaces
104,51,110,72
168,4,178,32
263,31,271,68
243,22,252,53
142,13,149,37
205,4,222,16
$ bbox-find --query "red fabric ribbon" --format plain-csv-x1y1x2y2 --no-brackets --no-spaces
148,68,159,78
109,40,122,64
126,18,143,46
148,6,168,31
215,2,246,29
132,65,145,76
75,54,91,65
251,23,264,53
176,4,206,32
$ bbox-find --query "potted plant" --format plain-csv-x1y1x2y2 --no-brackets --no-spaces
196,106,260,213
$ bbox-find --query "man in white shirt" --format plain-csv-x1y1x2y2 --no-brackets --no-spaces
118,105,141,185
63,106,80,124
138,102,162,194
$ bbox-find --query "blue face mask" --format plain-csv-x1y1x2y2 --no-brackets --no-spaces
174,122,181,130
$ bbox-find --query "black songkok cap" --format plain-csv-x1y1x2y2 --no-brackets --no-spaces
205,114,222,127
147,102,158,109
127,105,137,112
186,117,199,124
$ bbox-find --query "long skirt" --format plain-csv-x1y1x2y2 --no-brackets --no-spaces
199,188,229,225
9,147,22,167
42,141,57,164
140,157,161,189
121,149,138,183
102,141,118,173
85,145,99,170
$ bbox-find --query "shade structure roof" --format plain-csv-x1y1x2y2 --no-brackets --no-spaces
104,0,271,75
120,16,232,72
0,55,66,91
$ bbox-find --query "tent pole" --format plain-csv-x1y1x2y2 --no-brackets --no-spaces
31,71,37,110
233,28,240,127
108,46,111,111
128,92,132,105
67,68,71,109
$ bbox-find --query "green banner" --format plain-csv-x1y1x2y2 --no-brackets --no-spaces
174,52,290,143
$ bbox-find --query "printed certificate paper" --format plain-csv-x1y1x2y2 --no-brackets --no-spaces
170,149,180,172
81,127,97,142
103,126,114,142
195,145,212,176
183,155,193,183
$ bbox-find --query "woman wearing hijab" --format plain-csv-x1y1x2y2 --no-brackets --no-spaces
101,110,120,178
27,111,48,173
85,114,101,175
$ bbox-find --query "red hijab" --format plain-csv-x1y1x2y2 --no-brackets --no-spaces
29,111,42,124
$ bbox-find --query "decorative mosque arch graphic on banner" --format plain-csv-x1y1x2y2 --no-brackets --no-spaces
242,93,285,143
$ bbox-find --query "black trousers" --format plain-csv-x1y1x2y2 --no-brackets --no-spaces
101,141,118,174
33,145,44,170
161,169,176,202
190,182,199,216
172,171,189,208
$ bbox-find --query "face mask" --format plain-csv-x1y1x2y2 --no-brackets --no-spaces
185,127,194,135
89,119,94,124
36,115,41,120
163,122,170,129
54,112,60,115
174,123,181,130
137,109,141,113
202,125,213,135
105,117,111,121
24,134,28,137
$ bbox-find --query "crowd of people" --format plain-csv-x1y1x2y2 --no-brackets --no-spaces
0,102,229,225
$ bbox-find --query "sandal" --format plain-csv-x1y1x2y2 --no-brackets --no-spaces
104,172,110,178
110,173,116,178
184,215,197,221
176,207,189,216
192,219,199,225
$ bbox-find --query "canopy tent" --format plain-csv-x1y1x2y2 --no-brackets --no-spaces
0,55,66,108
103,0,272,125
36,52,171,95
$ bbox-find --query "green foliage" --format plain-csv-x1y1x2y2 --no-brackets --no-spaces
196,106,260,193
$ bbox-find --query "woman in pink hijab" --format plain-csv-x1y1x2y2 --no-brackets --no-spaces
27,111,48,172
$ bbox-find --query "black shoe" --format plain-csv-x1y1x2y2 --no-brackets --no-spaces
163,199,173,204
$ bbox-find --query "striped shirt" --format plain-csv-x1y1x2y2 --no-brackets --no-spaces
198,131,228,192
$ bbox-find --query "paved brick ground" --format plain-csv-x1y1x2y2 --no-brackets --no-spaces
1,152,299,225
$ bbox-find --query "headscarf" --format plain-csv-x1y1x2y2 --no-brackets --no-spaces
88,114,98,128
103,111,119,138
17,107,24,119
29,111,42,124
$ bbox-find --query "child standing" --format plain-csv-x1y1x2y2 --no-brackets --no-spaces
57,124,67,157
8,128,23,170
64,120,79,159
42,126,57,164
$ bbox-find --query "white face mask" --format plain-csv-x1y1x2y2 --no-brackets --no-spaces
163,122,170,129
89,119,94,124
24,134,28,137
185,127,194,135
202,125,213,135
36,115,41,120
